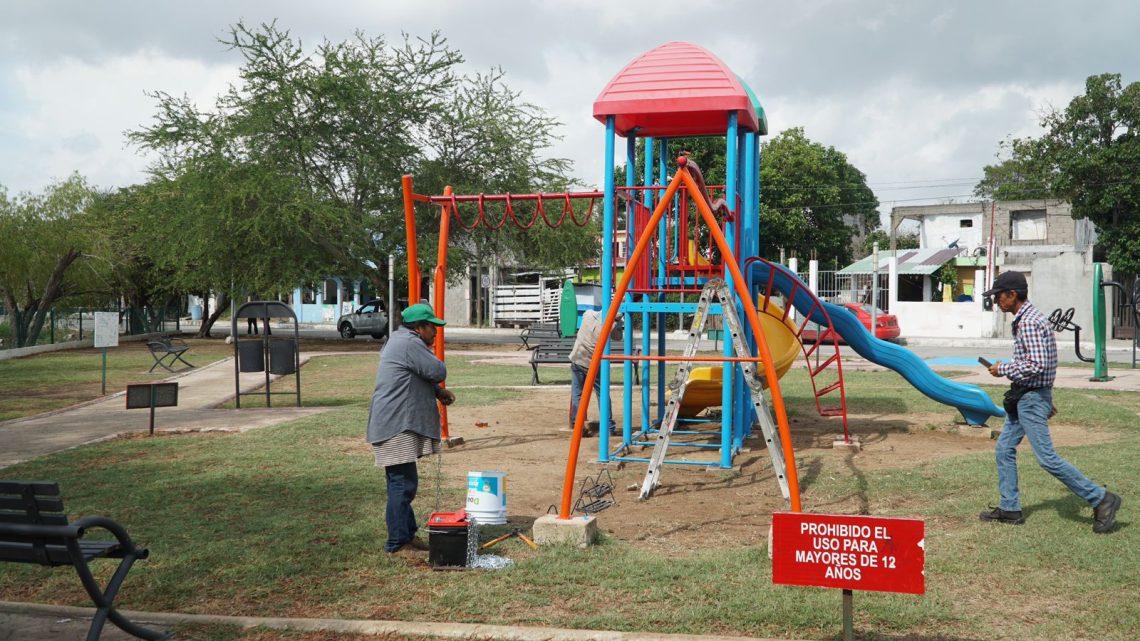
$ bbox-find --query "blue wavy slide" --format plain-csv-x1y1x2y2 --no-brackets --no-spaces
748,261,1005,425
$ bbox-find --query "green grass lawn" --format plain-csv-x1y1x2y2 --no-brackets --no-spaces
0,339,233,421
1,352,1137,640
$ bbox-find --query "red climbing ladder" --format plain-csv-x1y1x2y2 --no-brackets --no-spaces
748,257,850,440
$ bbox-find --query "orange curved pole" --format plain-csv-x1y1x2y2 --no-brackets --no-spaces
433,187,453,439
557,166,803,518
401,174,421,302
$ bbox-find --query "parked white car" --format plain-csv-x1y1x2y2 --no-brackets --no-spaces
337,299,389,339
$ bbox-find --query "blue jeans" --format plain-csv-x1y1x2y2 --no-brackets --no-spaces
570,363,616,432
995,387,1105,512
384,461,419,552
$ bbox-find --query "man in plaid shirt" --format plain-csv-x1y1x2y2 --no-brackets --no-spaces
981,271,1120,533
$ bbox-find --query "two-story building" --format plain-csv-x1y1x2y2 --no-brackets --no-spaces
884,200,1109,339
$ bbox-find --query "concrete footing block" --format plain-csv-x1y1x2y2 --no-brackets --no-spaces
832,435,862,452
532,514,597,548
443,436,465,448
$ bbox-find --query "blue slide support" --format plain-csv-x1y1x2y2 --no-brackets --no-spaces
748,261,1005,426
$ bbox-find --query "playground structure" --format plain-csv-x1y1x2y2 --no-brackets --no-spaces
400,42,1005,521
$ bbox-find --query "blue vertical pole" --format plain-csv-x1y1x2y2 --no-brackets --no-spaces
599,116,616,462
624,135,638,443
740,130,760,436
720,113,739,468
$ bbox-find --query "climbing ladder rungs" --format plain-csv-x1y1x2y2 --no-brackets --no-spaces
816,380,843,397
638,278,790,503
810,353,839,376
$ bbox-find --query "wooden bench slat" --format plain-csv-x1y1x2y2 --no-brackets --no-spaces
0,480,59,495
0,512,69,525
0,496,64,512
0,539,122,566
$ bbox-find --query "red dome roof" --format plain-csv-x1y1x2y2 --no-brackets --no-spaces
593,41,759,138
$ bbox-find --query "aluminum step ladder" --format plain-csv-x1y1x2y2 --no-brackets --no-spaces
638,278,791,502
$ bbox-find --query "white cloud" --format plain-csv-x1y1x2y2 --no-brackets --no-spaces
1,53,238,194
2,0,1139,219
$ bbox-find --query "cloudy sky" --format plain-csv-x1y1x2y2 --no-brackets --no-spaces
3,0,1139,228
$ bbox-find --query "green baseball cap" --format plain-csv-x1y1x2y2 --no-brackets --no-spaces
401,303,446,326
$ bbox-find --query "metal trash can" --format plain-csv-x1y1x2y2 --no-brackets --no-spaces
269,339,296,375
237,339,264,372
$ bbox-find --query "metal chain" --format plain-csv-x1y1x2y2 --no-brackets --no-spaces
432,444,444,515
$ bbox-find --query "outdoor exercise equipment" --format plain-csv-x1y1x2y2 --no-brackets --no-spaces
1049,263,1138,381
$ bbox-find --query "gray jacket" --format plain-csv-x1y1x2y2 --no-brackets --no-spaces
366,326,447,444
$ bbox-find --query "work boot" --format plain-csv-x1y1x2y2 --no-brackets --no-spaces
979,507,1025,525
406,536,430,551
1093,491,1121,534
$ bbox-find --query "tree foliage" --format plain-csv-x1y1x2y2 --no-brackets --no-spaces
129,22,588,330
614,130,877,266
759,128,879,265
976,73,1140,273
1042,73,1140,273
861,229,918,256
974,136,1053,201
0,175,107,346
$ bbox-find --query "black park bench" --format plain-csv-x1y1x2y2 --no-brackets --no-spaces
518,322,562,350
529,337,577,384
146,335,193,373
0,480,171,641
529,338,641,385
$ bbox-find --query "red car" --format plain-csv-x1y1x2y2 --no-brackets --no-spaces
801,303,901,343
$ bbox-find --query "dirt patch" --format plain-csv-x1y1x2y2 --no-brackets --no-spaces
429,386,1115,552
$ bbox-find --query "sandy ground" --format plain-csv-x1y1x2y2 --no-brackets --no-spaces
403,380,1112,552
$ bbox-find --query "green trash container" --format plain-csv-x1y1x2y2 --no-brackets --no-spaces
269,339,296,375
237,339,264,372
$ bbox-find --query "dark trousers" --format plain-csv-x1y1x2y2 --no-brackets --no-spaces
384,461,419,552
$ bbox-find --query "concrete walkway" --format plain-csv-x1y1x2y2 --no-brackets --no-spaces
0,355,331,468
0,601,794,641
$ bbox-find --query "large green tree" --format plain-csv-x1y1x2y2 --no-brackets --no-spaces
975,73,1140,272
131,23,587,330
130,22,462,320
1042,73,1140,272
0,175,109,346
759,128,879,264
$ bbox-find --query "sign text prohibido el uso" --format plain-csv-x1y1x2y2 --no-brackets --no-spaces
771,512,925,594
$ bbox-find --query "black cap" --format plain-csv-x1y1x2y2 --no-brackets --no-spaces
982,271,1027,297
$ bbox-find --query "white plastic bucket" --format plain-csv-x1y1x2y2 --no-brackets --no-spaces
466,470,507,525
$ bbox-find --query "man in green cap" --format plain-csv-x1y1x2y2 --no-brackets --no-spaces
366,303,455,559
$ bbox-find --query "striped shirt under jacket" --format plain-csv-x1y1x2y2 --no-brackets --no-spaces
996,301,1057,389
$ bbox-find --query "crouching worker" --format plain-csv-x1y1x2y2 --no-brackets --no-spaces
569,309,623,437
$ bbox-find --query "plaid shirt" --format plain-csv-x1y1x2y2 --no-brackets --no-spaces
997,301,1056,389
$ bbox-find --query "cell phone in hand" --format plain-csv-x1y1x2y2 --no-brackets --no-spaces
978,357,993,368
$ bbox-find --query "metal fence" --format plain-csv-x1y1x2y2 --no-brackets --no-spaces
0,306,184,350
803,269,892,311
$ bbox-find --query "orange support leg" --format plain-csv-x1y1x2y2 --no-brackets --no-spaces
557,168,803,518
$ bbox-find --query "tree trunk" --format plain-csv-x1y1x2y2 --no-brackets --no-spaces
196,292,229,338
17,249,81,347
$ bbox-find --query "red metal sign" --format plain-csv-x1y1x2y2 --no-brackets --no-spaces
771,512,925,594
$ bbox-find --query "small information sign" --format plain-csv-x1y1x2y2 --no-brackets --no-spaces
771,512,925,595
93,312,119,348
125,382,179,435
